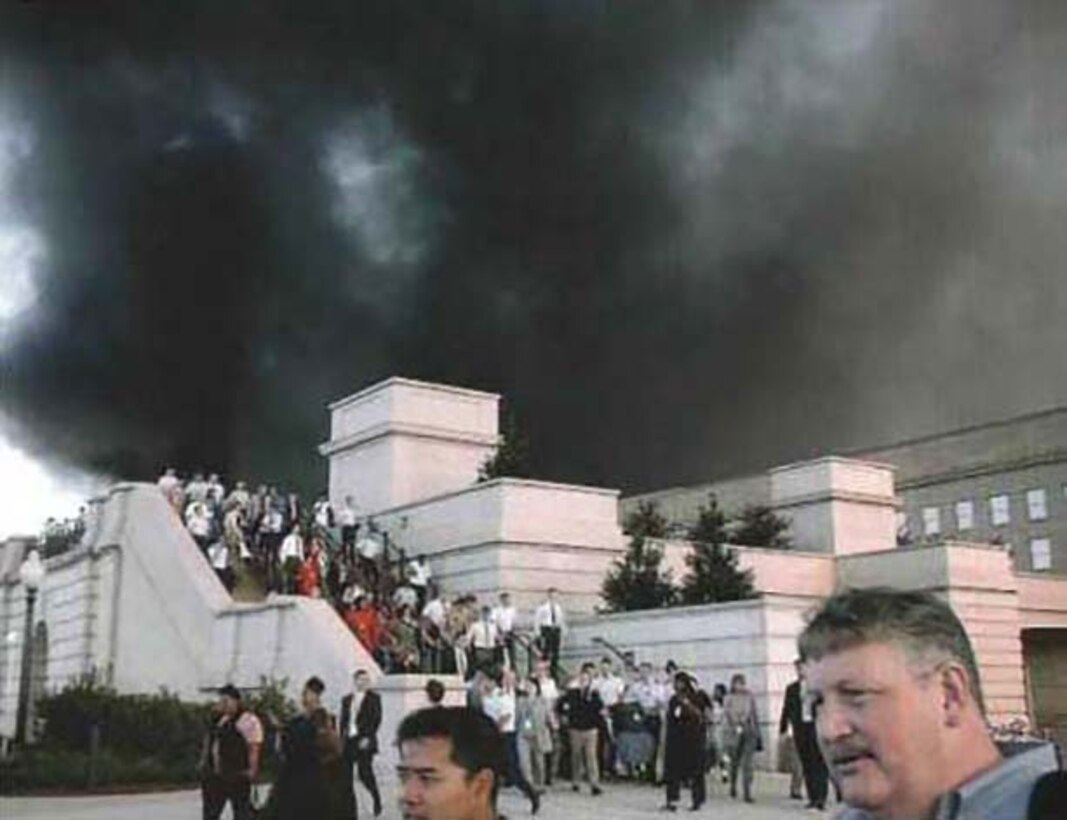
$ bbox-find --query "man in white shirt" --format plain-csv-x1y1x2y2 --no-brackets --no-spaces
278,526,304,594
421,585,450,674
340,669,383,817
207,540,235,593
466,605,500,675
186,500,215,555
337,495,359,563
491,592,518,670
592,657,625,780
483,670,540,814
207,474,226,508
357,528,384,589
312,495,334,535
406,555,432,610
186,473,209,504
533,588,566,678
534,658,562,786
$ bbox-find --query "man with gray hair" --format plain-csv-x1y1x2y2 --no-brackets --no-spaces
798,587,1062,820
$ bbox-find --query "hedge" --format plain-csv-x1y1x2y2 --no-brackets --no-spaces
1,676,295,794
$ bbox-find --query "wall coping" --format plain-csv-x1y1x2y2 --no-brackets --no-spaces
572,596,768,626
319,421,499,456
769,455,897,475
650,538,837,560
373,476,620,518
328,377,500,413
772,489,901,510
836,540,1011,562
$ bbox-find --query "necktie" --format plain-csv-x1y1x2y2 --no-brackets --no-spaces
549,604,555,626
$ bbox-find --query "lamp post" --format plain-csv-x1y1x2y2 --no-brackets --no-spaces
15,549,45,746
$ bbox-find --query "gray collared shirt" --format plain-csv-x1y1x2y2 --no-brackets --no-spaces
837,743,1059,820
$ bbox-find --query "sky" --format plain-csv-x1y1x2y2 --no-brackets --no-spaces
1,0,1066,537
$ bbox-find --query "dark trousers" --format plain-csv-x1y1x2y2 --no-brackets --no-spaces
202,773,252,820
540,626,562,676
341,526,358,563
796,726,829,807
345,741,382,817
597,714,616,778
666,772,705,808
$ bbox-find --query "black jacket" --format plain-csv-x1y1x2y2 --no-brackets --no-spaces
339,690,382,755
558,686,604,732
779,680,811,736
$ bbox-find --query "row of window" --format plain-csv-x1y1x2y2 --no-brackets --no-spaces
920,486,1061,538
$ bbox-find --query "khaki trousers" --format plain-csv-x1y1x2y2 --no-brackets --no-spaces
569,728,600,786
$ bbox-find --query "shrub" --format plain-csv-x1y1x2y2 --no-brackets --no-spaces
1,675,296,794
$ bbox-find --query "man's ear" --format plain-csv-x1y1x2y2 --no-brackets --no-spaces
938,662,972,728
470,767,496,803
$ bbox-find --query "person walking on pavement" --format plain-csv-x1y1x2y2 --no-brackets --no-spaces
339,669,384,818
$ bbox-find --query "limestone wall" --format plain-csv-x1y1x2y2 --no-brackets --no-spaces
563,595,816,770
658,539,836,599
373,478,625,616
0,483,442,758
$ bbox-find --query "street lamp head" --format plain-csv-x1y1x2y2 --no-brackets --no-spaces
19,549,46,591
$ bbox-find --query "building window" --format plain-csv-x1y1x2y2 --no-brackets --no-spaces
1030,538,1052,572
922,506,941,537
1026,489,1048,522
990,494,1010,526
955,500,974,532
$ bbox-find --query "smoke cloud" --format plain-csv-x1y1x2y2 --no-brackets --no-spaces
0,0,1064,510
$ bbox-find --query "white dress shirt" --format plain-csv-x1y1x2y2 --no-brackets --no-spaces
483,687,517,733
534,600,566,631
347,690,365,739
593,673,625,707
467,619,499,650
492,605,517,634
422,598,448,628
279,532,305,562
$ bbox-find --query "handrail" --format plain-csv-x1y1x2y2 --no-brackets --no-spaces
591,635,639,674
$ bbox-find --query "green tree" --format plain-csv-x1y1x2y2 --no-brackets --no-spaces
602,502,676,612
731,504,792,549
478,410,532,481
680,494,756,604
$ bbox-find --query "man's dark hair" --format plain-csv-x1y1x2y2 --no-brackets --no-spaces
397,707,504,805
425,678,446,704
798,587,985,713
305,676,325,695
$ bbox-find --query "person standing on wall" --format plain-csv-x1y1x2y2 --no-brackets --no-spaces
200,684,263,820
533,588,565,679
340,669,384,818
779,657,829,810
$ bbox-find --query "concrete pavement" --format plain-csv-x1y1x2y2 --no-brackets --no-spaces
1,771,842,819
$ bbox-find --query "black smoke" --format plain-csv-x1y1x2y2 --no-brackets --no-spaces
1,0,1065,498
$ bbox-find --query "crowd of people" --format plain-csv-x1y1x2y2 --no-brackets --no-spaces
463,651,765,813
158,467,456,674
160,467,583,681
200,587,1066,820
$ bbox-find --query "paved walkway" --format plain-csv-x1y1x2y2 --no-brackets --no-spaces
2,772,841,819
